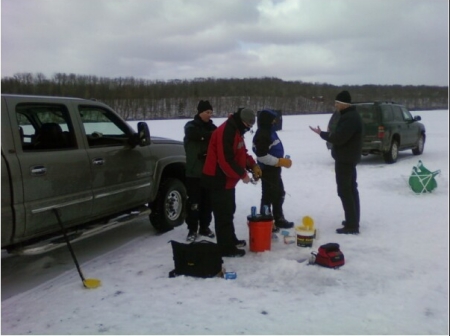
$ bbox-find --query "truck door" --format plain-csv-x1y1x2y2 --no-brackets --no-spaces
392,105,412,146
76,104,155,219
399,106,418,145
2,153,15,246
4,98,93,240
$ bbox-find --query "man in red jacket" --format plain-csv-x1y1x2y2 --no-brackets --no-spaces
202,108,262,257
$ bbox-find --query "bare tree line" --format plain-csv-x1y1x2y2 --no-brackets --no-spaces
2,73,447,119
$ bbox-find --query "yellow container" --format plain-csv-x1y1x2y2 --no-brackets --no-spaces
302,216,314,231
295,216,316,247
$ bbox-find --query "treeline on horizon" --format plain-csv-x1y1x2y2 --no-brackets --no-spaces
1,72,448,120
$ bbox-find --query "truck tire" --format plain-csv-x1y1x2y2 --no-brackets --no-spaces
383,139,399,163
412,134,425,155
150,178,187,232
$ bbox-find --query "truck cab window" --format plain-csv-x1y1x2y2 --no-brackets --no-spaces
16,104,76,151
381,105,394,122
392,106,404,121
79,106,129,147
401,107,413,121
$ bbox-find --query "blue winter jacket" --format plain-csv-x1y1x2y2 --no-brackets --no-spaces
252,109,284,168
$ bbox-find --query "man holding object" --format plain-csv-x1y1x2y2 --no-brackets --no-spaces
202,108,262,256
309,90,363,234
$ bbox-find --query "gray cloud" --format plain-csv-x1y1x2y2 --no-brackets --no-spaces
1,0,448,85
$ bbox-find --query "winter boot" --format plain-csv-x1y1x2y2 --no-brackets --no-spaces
272,197,293,229
186,230,197,242
336,227,359,234
274,218,294,229
235,239,247,248
199,227,216,238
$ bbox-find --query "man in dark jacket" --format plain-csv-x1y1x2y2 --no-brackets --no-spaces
252,109,293,230
309,91,363,234
202,108,262,257
184,100,217,241
326,110,340,150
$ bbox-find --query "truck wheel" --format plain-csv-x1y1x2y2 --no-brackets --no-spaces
150,178,187,232
412,134,425,155
383,140,399,163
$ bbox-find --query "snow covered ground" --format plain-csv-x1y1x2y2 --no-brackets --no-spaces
1,110,448,335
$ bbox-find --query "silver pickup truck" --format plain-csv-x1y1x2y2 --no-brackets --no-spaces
1,94,187,255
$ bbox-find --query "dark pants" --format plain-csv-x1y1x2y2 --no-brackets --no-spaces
185,177,212,232
210,188,238,253
260,166,286,220
335,162,360,229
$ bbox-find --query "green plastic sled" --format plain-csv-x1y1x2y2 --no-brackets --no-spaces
408,160,440,194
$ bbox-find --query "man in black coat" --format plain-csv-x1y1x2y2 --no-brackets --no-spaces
183,100,217,241
309,91,363,234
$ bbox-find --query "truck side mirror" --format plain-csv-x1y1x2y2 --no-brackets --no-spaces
137,122,151,147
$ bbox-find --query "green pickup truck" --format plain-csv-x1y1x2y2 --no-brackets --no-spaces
1,94,187,255
327,101,426,163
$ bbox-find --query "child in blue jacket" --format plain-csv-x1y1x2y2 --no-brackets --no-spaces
252,109,293,230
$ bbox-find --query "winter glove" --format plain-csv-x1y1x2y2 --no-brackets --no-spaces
252,164,262,180
276,158,292,168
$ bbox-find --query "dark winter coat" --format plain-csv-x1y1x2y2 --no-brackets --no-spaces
326,110,340,150
320,105,363,164
202,111,256,190
252,109,284,168
184,115,217,178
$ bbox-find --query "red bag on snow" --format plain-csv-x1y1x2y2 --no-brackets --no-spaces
311,243,345,268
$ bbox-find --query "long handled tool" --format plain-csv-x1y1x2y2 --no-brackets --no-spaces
52,208,101,289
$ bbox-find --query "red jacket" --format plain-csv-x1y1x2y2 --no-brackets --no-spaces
202,114,256,189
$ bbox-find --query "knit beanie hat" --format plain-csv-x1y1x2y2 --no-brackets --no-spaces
197,100,213,114
335,91,351,104
240,108,256,126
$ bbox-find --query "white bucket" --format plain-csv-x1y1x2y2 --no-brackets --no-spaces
296,228,314,247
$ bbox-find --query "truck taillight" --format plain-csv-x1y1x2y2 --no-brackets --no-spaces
377,126,385,139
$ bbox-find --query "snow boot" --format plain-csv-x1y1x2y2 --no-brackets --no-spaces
275,218,294,229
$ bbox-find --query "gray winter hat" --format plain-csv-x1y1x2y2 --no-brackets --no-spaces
240,108,256,127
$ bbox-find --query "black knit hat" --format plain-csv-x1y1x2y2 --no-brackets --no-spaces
197,100,213,114
335,91,351,104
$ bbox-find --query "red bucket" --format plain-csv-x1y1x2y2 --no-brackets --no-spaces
247,215,273,252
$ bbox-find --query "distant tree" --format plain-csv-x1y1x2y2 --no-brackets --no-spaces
1,73,447,118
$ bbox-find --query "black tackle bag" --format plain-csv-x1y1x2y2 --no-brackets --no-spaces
169,240,223,278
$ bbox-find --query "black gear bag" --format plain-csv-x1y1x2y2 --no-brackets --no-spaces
169,240,224,278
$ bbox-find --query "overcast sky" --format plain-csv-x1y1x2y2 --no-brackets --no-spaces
1,0,449,86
